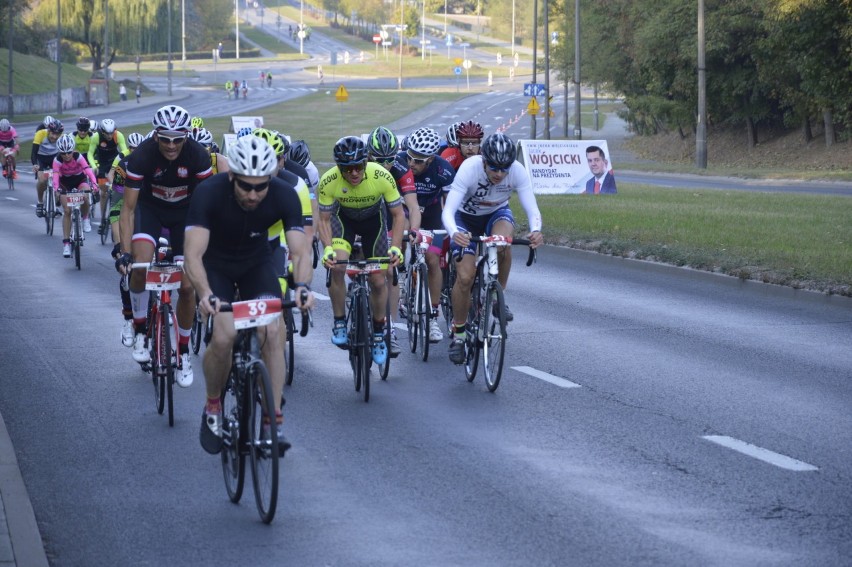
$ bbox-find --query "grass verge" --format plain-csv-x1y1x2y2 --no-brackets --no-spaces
511,187,852,295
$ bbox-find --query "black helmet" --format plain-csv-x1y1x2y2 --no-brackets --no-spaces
47,120,64,134
76,117,91,132
480,132,516,169
367,126,398,160
333,136,368,166
289,140,312,168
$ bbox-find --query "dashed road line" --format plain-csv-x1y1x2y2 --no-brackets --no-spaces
702,435,818,471
511,366,581,388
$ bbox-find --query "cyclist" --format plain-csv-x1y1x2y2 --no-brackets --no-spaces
183,135,314,455
441,132,543,364
88,118,129,223
116,104,213,387
72,117,94,159
34,115,53,135
31,119,64,218
367,126,421,356
106,132,145,345
52,134,99,258
440,120,483,170
401,126,455,343
190,127,229,174
0,118,19,180
438,121,461,162
317,136,404,366
289,140,319,194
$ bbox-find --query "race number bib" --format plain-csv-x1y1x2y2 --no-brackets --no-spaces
232,298,282,329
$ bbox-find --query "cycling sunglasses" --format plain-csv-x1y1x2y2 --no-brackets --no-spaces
340,163,366,174
407,151,431,165
234,178,270,193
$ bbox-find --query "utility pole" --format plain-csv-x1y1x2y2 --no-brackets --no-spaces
397,0,404,90
573,0,581,140
167,0,173,95
236,0,241,59
7,4,13,118
181,0,186,72
530,0,538,139
104,0,109,106
696,0,707,168
56,0,61,115
543,0,550,139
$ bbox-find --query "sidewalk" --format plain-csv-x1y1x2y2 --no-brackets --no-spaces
0,411,48,567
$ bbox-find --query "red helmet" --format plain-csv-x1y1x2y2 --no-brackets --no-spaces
456,120,483,140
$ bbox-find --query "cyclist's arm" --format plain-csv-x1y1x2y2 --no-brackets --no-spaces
30,131,44,167
284,227,314,307
441,188,464,237
81,156,99,188
87,133,99,170
388,202,405,252
50,157,61,191
513,167,543,233
402,193,421,233
116,132,128,155
118,184,139,255
183,225,216,313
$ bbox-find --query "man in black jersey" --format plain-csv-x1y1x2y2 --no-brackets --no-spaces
183,136,314,455
117,105,213,387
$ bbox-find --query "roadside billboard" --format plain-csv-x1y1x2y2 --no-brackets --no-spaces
518,139,618,194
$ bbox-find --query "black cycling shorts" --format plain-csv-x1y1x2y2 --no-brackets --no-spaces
204,259,281,304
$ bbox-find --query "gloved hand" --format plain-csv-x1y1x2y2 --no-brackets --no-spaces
111,243,121,259
388,246,402,261
115,252,132,274
323,245,335,266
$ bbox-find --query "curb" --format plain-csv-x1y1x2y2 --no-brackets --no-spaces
0,411,49,567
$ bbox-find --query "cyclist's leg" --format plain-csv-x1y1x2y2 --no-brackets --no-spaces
487,209,516,290
58,190,72,239
109,193,123,243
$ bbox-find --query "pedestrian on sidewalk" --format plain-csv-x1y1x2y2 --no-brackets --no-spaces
119,84,127,101
135,85,141,103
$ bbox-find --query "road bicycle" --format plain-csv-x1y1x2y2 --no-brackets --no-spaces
131,243,185,427
44,175,60,236
440,243,456,335
98,182,114,245
63,189,93,270
190,298,204,355
208,296,305,524
2,149,15,191
402,229,447,362
462,235,536,392
326,255,396,402
282,278,312,386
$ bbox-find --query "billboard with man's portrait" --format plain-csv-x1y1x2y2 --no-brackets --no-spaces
518,139,618,195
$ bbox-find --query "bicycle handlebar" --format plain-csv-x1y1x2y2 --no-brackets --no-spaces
453,235,537,266
324,257,399,288
203,291,311,344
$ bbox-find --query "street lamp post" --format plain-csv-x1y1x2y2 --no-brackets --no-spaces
696,0,707,168
181,0,186,72
397,0,404,90
299,0,304,55
544,0,550,139
511,0,515,58
167,0,173,95
7,3,13,118
573,0,581,140
235,0,240,60
104,0,109,106
421,0,425,61
56,0,61,115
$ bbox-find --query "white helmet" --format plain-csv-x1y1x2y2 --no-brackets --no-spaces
191,127,214,146
43,115,55,127
406,127,441,156
89,120,99,133
228,136,278,177
56,134,76,154
152,105,192,132
446,122,461,148
0,119,10,132
127,132,145,148
100,118,116,134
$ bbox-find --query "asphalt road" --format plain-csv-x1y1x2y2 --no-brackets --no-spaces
0,180,850,565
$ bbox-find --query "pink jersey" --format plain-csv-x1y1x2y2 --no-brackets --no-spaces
52,153,98,190
0,127,18,149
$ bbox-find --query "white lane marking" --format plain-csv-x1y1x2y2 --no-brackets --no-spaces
5,197,18,201
512,366,581,389
702,435,818,471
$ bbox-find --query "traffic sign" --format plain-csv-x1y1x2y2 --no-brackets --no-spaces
527,97,540,115
523,83,546,97
336,84,349,102
462,59,472,70
496,53,502,65
373,34,382,44
454,66,462,75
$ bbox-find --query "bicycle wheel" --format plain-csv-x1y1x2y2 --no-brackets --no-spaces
378,296,391,381
481,282,507,392
72,209,82,270
464,275,482,382
283,306,296,385
190,303,203,355
441,262,456,335
151,304,166,415
221,368,245,503
416,263,430,362
45,192,55,236
5,164,13,191
99,218,109,245
247,360,279,524
404,267,418,353
347,293,362,393
358,290,371,403
166,308,177,427
311,235,320,269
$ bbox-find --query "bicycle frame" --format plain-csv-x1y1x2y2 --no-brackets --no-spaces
404,229,447,361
